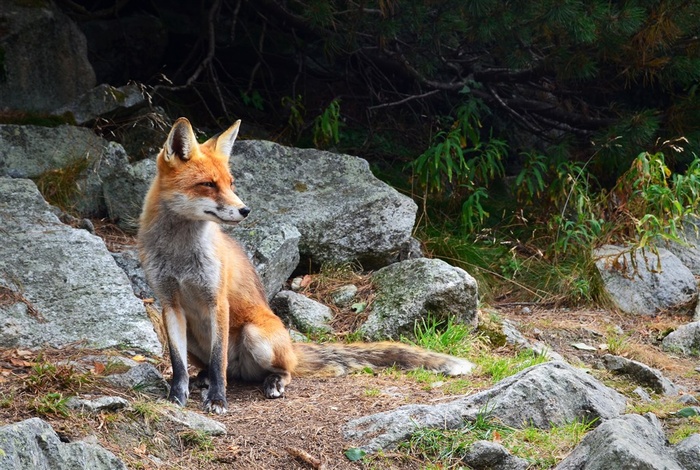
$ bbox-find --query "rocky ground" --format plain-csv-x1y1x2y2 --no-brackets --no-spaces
0,293,697,469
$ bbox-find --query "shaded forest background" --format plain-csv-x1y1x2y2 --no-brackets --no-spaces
54,0,700,303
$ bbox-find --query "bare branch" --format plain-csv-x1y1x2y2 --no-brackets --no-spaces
153,0,222,93
368,90,441,111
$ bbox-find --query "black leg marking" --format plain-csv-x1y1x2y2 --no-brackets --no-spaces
168,342,189,406
203,341,228,414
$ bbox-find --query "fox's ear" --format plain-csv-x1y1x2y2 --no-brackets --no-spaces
164,118,198,164
213,120,241,159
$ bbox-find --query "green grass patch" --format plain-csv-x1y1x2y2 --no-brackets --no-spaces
401,413,596,469
31,392,70,417
476,349,550,384
404,315,482,358
504,419,596,468
23,357,93,394
179,429,214,452
401,411,516,463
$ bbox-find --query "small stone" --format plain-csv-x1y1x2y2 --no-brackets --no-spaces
633,387,653,403
290,277,303,291
331,284,358,307
66,396,129,412
678,394,700,405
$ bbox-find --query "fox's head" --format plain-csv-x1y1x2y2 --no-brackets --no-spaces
156,117,250,224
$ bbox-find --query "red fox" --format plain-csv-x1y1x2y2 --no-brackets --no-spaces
137,118,475,414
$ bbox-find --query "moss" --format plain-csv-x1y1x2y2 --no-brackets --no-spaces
33,157,91,214
111,88,128,103
0,110,76,127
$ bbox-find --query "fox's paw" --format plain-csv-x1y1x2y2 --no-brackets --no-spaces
202,389,228,414
168,385,189,407
263,374,286,399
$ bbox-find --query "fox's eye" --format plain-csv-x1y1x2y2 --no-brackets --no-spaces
199,181,217,188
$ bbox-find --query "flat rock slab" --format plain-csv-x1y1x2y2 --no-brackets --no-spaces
159,407,227,436
66,396,129,413
602,354,680,395
343,361,626,452
0,177,161,355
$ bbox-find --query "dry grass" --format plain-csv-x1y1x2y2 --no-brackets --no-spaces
298,264,376,336
92,219,138,252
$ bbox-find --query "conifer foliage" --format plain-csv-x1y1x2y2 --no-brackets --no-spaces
251,1,700,166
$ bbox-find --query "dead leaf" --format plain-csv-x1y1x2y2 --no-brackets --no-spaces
132,355,146,362
93,362,105,375
9,358,34,368
300,275,313,288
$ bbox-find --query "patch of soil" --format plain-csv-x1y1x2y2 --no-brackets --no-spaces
0,347,463,470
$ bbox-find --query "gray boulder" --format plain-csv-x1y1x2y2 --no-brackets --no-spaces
555,413,682,470
594,244,697,315
102,157,155,231
359,258,478,340
0,2,95,112
230,140,418,267
674,434,700,470
343,361,626,452
602,354,681,395
159,407,227,436
99,138,418,267
0,177,161,355
226,222,301,300
270,291,333,333
664,216,700,275
0,125,130,217
0,418,126,470
111,248,155,302
0,124,106,179
54,84,146,125
463,440,529,470
662,321,700,357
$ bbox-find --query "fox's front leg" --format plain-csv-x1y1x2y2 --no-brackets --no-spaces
163,304,189,406
203,299,229,414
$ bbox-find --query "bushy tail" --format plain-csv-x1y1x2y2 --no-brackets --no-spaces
292,341,474,377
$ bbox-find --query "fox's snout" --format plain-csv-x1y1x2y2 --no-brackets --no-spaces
239,206,251,218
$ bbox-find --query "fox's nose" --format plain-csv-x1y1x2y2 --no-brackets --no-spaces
239,207,251,218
